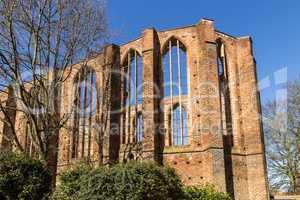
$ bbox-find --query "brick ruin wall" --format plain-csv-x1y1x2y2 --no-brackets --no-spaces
0,19,269,200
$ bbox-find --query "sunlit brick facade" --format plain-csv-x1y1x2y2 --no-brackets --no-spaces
0,19,269,200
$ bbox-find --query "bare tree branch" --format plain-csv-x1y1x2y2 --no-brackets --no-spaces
263,78,300,193
0,0,109,187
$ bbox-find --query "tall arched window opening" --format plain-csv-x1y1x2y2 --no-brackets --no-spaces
72,67,96,159
163,38,188,146
172,105,188,146
122,49,142,144
217,42,226,78
163,38,188,98
217,40,233,146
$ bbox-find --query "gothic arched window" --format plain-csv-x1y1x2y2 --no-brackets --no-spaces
217,40,233,145
124,49,142,106
172,105,188,146
217,41,226,78
122,49,142,144
163,38,188,98
163,38,188,146
72,67,96,159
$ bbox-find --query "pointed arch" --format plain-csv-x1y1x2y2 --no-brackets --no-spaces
216,38,227,79
162,37,188,98
122,49,142,144
71,65,97,159
162,37,188,147
161,36,187,55
121,48,142,66
122,48,142,106
216,39,233,146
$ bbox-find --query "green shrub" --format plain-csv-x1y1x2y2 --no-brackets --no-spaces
182,185,232,200
54,161,232,200
52,164,91,200
85,161,183,200
55,161,183,200
0,151,51,200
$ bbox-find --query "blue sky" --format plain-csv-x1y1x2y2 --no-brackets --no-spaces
106,0,299,103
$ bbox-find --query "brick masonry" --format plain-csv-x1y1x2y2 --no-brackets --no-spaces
0,19,269,200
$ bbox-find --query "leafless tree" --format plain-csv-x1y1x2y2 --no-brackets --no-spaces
0,0,108,187
263,78,300,193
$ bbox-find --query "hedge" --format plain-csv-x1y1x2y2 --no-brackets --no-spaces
0,151,51,200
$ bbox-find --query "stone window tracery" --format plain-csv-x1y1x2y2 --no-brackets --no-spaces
71,67,96,159
172,104,188,146
163,38,188,146
121,49,142,144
